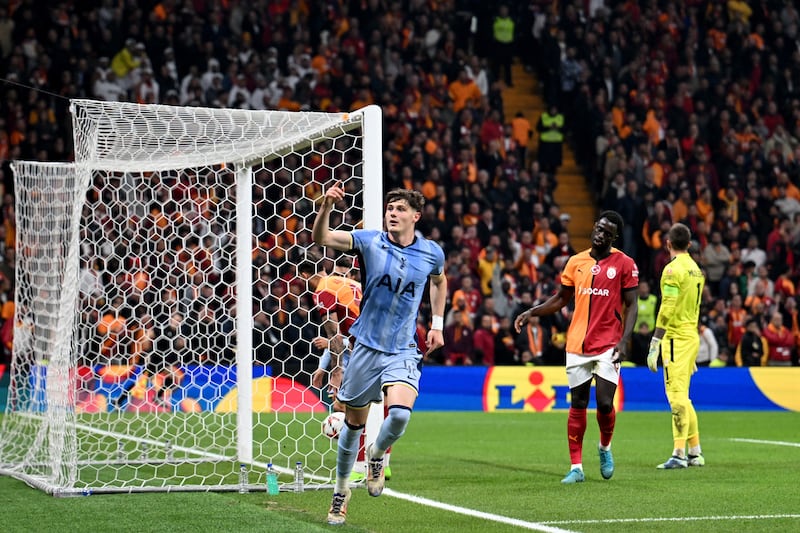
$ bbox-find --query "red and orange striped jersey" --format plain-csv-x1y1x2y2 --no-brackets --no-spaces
313,275,362,337
560,248,639,355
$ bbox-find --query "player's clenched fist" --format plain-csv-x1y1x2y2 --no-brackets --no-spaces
321,181,344,208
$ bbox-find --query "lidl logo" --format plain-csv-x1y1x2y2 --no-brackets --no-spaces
484,367,624,412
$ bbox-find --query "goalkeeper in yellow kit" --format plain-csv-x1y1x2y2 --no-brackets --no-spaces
647,223,705,469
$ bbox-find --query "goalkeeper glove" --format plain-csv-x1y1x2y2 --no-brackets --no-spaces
647,337,662,372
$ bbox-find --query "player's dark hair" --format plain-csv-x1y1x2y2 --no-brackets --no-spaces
334,255,353,269
297,261,316,276
386,188,425,212
598,210,624,235
667,223,692,251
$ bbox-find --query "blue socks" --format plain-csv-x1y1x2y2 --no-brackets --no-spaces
373,405,412,457
336,421,363,484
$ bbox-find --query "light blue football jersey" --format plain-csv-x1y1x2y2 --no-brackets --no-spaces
348,229,445,352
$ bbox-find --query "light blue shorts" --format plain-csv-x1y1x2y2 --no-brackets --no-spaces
337,341,422,409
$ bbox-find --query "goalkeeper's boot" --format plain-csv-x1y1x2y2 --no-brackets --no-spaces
656,455,688,469
687,454,705,467
326,488,351,526
365,443,385,497
598,445,614,480
560,467,585,484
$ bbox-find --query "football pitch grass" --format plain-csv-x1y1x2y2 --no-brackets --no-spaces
1,410,798,532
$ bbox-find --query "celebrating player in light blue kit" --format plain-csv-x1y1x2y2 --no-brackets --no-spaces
312,182,447,526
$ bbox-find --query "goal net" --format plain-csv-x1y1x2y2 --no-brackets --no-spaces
0,100,383,495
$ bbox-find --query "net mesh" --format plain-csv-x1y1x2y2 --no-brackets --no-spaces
0,102,377,495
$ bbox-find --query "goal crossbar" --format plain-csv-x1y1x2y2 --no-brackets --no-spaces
70,99,366,172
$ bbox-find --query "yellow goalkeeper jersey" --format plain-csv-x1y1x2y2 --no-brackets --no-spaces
656,252,705,339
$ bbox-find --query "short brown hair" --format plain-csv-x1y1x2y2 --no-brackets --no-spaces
667,223,692,251
386,188,425,212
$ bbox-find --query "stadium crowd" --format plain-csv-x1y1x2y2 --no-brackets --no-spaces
0,0,799,377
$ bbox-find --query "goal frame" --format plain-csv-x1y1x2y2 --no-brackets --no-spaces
0,101,383,496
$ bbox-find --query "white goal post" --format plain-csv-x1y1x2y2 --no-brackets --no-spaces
0,100,383,495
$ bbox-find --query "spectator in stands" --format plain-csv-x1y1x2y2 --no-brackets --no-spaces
476,245,500,297
452,275,482,325
493,316,519,366
740,234,767,269
111,39,147,94
511,111,532,164
735,319,769,367
634,280,658,333
136,68,159,104
559,46,583,122
443,308,473,366
748,265,775,300
536,103,565,175
762,311,795,366
702,231,732,295
697,317,719,368
464,56,490,98
93,68,126,102
448,67,482,114
473,313,496,366
490,5,515,88
515,313,551,366
544,230,575,272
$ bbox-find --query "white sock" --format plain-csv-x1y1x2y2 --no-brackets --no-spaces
673,448,686,458
370,444,385,460
688,445,702,456
335,476,349,494
571,463,583,471
599,444,611,451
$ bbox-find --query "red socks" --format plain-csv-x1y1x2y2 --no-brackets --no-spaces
597,408,616,448
567,408,587,464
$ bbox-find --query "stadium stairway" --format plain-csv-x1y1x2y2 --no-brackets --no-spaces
502,63,595,251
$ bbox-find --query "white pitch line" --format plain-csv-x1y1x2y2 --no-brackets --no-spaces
542,514,800,525
730,438,800,448
384,488,578,533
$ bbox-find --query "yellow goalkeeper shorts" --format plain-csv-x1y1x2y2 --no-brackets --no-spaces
662,335,699,396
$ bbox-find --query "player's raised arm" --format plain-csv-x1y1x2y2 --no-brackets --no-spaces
426,271,447,355
312,181,353,252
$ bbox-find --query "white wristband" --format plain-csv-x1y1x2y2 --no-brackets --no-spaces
431,315,444,331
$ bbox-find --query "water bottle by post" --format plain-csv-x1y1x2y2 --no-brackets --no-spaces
239,463,248,493
266,463,279,495
294,461,304,493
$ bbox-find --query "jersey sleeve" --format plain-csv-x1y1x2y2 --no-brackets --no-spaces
350,229,376,253
622,255,640,290
560,256,576,287
431,241,445,276
655,264,681,330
